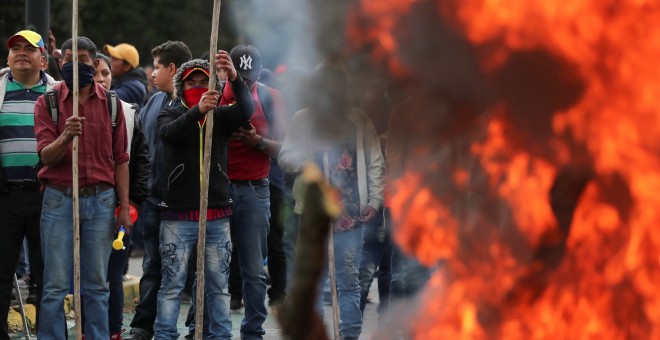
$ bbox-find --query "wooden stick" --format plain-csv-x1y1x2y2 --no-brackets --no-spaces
327,230,340,339
195,0,222,338
278,165,334,340
71,0,82,338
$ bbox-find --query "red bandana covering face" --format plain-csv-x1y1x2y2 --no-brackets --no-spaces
183,87,206,108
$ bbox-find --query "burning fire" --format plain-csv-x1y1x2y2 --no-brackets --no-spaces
348,0,660,338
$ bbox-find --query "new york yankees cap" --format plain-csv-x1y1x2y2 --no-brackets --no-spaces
229,44,262,83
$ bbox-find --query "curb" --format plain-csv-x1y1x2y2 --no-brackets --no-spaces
123,276,141,307
8,277,141,337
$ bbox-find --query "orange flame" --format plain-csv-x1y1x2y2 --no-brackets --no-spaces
349,0,660,338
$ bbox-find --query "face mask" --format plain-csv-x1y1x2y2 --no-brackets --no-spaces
61,61,95,90
183,87,207,108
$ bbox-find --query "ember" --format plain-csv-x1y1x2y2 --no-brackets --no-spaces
348,0,660,338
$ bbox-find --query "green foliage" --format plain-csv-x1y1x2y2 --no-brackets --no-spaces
2,0,241,67
0,0,322,71
0,0,27,64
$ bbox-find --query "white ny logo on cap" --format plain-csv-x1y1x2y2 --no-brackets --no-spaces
239,54,253,70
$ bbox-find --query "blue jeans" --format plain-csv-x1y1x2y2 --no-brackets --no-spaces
154,218,232,340
390,247,432,299
129,199,162,337
38,187,115,339
358,209,391,314
282,188,299,287
16,238,30,277
388,206,432,300
229,182,270,339
317,226,364,339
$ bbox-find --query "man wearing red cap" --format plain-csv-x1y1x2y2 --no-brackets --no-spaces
124,40,192,340
104,43,148,107
0,29,57,338
152,52,253,339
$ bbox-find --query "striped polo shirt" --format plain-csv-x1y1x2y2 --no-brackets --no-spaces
0,71,47,182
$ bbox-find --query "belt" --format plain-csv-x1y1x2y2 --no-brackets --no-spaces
231,178,269,186
46,183,114,197
7,181,39,191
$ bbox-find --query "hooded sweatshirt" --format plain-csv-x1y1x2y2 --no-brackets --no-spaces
157,59,253,211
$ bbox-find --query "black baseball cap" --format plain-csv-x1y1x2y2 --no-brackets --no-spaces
230,44,262,83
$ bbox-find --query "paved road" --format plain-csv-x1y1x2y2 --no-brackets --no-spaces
117,256,383,339
9,256,384,339
31,256,383,339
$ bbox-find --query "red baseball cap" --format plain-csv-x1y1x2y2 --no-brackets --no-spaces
181,67,210,80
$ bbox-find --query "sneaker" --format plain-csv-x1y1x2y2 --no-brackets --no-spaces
184,332,194,339
230,297,243,310
110,332,123,340
123,331,149,340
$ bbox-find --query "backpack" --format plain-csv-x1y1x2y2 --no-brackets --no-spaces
256,82,274,135
45,88,120,128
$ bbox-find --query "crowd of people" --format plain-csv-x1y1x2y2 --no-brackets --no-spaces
0,29,433,340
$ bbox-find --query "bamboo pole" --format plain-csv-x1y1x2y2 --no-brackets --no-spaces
195,0,222,338
71,0,82,338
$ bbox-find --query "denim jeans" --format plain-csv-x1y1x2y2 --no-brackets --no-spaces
16,239,30,277
266,184,287,303
229,182,270,339
0,188,43,339
358,209,391,314
228,184,286,306
316,225,364,339
154,218,232,340
128,199,162,337
388,206,432,300
282,188,299,288
389,246,432,299
38,187,115,339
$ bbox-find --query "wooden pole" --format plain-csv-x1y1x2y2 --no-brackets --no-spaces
195,0,222,338
278,164,336,340
71,0,82,338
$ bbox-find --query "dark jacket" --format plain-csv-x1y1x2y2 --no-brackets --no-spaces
112,67,148,107
158,59,253,210
140,91,174,205
128,109,150,205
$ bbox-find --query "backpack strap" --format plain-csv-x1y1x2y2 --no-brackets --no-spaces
45,89,120,129
46,89,59,125
256,82,274,136
106,90,119,128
